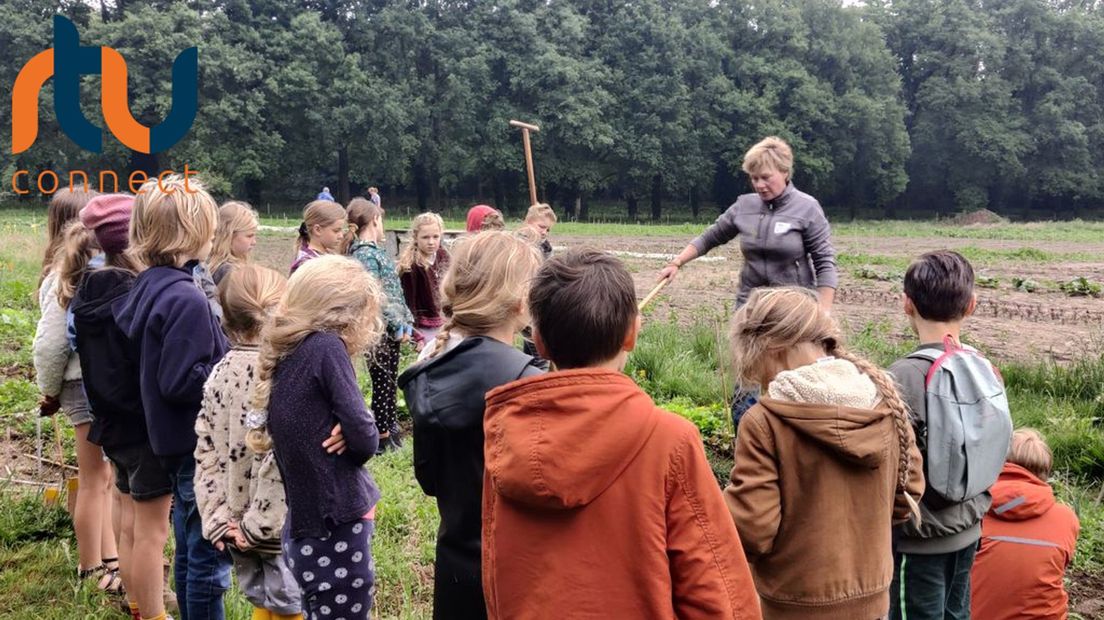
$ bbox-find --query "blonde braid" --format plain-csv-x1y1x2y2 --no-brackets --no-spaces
246,334,278,453
429,318,455,359
833,346,922,524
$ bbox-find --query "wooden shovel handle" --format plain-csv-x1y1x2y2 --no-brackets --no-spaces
638,278,671,312
509,120,541,132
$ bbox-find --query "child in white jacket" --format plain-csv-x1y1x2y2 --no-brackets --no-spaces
32,188,119,593
194,264,302,620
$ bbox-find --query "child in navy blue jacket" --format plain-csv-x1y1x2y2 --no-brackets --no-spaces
117,175,230,620
246,255,384,620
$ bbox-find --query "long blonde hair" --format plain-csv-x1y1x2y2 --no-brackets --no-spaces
40,188,97,291
219,264,287,344
729,286,917,516
428,231,542,358
128,175,218,270
53,221,98,309
247,255,384,452
398,212,445,273
209,201,259,276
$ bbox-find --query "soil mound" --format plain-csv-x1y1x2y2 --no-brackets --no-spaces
947,209,1008,226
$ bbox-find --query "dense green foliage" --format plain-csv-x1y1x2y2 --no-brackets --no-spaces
3,0,1103,218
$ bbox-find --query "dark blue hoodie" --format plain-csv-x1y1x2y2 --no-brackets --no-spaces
117,264,229,457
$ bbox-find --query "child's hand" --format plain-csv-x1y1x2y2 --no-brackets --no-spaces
230,528,251,551
323,423,347,455
215,521,239,552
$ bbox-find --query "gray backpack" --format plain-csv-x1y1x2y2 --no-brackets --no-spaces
908,336,1013,504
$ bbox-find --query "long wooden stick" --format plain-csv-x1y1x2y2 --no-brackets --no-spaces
638,278,671,311
510,120,540,205
22,453,78,472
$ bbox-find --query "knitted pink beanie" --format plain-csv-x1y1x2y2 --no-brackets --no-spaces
79,194,134,255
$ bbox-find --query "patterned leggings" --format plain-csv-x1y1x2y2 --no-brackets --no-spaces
283,518,375,620
367,338,400,434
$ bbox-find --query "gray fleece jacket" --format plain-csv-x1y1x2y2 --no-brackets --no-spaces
691,183,838,305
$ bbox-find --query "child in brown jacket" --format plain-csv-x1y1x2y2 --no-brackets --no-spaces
725,287,925,619
481,248,761,620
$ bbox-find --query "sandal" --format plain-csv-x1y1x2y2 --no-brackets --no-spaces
99,557,125,595
78,563,125,595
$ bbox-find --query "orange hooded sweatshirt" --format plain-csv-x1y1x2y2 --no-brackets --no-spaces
725,359,925,619
481,369,762,620
970,462,1080,619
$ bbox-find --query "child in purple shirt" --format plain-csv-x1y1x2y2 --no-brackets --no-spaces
246,255,385,619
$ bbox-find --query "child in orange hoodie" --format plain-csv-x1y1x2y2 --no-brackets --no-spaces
481,248,761,620
970,429,1080,619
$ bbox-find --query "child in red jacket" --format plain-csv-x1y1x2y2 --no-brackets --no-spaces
971,429,1080,619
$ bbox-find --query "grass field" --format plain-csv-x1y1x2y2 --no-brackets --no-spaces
2,209,1103,618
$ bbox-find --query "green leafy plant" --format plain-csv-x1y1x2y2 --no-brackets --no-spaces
976,275,1000,289
1012,277,1041,293
852,267,903,282
1059,277,1103,298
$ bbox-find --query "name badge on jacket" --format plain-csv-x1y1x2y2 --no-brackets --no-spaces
773,221,792,235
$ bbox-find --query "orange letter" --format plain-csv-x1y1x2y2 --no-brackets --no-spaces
157,170,176,195
101,48,151,153
99,170,119,193
38,170,59,195
69,170,89,193
129,171,149,194
12,170,30,195
183,164,199,193
12,49,54,154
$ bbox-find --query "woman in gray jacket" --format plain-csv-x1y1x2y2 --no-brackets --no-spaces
658,136,838,426
657,136,838,309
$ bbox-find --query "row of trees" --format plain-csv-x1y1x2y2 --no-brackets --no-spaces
3,0,1104,219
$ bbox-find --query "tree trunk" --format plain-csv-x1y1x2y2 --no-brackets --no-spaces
578,193,588,221
337,146,350,205
650,174,662,221
414,162,429,211
561,187,578,219
689,186,700,218
492,173,506,214
627,192,638,219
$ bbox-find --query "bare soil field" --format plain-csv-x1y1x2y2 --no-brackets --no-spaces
603,233,1104,366
253,229,1104,364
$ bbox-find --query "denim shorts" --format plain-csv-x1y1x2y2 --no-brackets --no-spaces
60,380,94,426
104,442,172,500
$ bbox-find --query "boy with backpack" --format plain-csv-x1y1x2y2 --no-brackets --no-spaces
480,248,761,619
889,250,1013,620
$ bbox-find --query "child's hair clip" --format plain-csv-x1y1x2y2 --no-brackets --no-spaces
245,408,269,430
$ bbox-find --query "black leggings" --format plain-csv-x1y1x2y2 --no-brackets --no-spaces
367,338,400,434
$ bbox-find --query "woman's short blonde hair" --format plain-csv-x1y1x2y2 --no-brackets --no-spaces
742,136,794,179
1008,428,1053,480
129,175,218,269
